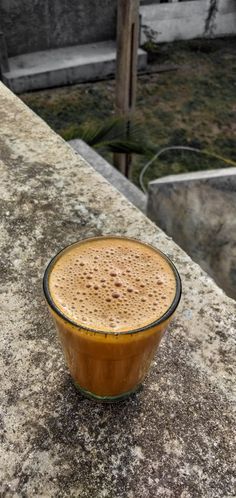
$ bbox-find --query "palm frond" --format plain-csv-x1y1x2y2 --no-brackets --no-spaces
77,116,150,156
99,139,148,155
78,118,123,145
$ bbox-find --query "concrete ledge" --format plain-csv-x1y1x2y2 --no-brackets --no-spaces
147,168,236,299
3,41,147,94
0,83,235,498
69,139,147,213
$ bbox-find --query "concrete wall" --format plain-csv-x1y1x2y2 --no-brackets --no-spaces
2,0,235,57
147,168,236,300
0,0,117,57
0,0,154,57
141,0,236,43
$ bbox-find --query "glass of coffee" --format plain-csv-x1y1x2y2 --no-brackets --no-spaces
43,236,181,402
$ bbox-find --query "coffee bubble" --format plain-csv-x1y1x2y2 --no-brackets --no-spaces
49,238,176,332
112,292,120,299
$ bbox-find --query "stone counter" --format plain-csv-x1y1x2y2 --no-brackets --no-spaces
0,83,235,498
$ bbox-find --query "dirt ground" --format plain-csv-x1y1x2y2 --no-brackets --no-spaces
21,37,236,189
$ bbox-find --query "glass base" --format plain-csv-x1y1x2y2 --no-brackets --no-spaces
73,381,141,403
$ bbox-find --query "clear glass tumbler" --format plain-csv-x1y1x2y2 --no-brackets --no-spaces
43,237,182,402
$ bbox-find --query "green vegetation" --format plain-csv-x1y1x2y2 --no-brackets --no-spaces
69,117,150,155
21,38,236,189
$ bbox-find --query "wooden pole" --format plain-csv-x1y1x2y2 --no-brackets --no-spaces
114,0,140,178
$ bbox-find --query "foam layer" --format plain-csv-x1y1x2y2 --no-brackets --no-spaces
48,237,177,332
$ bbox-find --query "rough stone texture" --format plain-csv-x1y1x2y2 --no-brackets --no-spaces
0,82,235,498
3,42,147,94
0,0,117,57
0,0,150,57
147,169,236,300
69,139,147,214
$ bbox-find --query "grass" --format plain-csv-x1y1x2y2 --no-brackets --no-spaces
20,37,236,190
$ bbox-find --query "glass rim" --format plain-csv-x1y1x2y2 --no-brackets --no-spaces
43,235,182,336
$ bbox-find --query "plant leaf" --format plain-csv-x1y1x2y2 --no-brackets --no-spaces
77,116,150,155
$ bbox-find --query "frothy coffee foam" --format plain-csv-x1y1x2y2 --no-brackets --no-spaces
48,238,176,332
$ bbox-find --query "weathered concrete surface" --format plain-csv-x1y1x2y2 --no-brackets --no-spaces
0,82,235,498
0,0,117,57
3,42,147,94
69,139,147,213
0,0,151,57
148,169,236,300
140,0,236,44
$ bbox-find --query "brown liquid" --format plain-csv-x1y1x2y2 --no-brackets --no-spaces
46,237,179,399
49,237,176,332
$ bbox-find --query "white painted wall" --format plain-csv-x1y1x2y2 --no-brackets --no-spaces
140,0,236,43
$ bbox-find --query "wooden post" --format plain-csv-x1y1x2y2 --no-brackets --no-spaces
0,32,9,79
114,0,140,178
